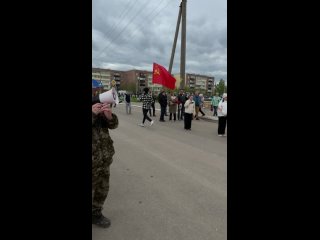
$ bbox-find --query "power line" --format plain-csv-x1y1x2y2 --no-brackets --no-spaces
93,0,152,60
94,0,175,62
104,0,137,40
121,0,175,56
127,0,174,42
125,0,168,39
103,0,169,56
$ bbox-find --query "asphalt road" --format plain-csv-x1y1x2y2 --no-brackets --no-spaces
92,103,227,240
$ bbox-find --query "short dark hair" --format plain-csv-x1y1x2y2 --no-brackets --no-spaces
143,87,149,93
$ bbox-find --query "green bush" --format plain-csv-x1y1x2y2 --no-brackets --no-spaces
131,96,139,102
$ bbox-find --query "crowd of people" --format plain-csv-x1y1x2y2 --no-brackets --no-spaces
108,88,227,137
125,88,227,135
110,89,227,135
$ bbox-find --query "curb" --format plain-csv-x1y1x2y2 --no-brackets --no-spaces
198,116,218,123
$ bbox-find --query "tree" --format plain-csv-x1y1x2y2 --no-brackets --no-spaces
214,79,226,96
122,82,136,93
184,86,191,94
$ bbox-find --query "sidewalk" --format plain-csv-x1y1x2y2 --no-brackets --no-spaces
198,107,218,122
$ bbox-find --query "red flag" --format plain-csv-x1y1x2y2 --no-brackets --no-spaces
152,63,176,90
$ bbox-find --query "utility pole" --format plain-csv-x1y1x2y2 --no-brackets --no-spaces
168,0,187,90
169,3,182,74
180,0,187,90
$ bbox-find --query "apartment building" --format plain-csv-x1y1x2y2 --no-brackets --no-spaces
121,69,162,95
92,68,214,95
92,68,123,90
183,73,215,95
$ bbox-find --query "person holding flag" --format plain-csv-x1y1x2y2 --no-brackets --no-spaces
152,62,176,122
158,89,167,122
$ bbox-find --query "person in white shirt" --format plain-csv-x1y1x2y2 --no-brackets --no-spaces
217,93,227,136
184,95,195,130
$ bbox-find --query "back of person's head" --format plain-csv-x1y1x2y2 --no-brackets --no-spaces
143,87,149,94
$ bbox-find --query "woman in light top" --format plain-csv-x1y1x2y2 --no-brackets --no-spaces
217,93,227,136
184,95,195,130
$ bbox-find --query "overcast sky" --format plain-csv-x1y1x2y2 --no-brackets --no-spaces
92,0,227,82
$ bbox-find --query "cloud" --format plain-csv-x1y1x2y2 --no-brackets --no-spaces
93,0,227,81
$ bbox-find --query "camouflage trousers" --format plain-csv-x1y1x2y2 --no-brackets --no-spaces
92,160,111,215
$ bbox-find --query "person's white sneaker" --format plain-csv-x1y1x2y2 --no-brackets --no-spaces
150,120,154,126
139,123,145,127
218,135,223,137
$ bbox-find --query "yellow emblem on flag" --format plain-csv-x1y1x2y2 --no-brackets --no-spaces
154,67,160,76
111,80,116,87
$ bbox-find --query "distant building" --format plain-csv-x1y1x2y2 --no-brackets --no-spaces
92,68,215,95
174,73,215,95
121,69,162,95
92,68,123,91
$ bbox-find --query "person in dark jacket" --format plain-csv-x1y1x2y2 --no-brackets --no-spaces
158,89,167,122
125,93,131,114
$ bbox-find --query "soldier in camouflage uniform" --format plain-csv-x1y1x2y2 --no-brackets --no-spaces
92,102,119,228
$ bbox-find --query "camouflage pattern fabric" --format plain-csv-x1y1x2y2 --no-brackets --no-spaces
92,112,118,214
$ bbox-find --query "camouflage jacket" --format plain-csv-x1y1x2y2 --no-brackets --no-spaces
92,112,119,169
